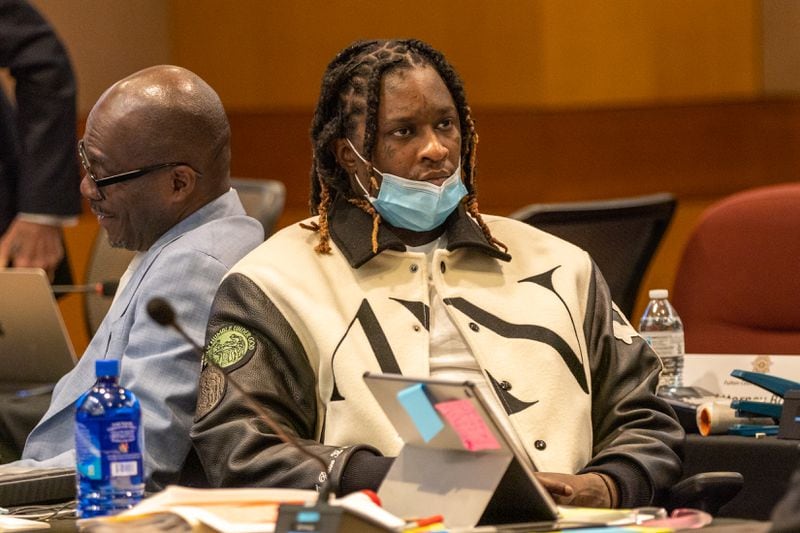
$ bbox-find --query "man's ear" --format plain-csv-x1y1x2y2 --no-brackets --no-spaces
169,166,197,201
333,138,359,175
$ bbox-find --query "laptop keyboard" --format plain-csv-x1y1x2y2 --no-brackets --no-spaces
0,466,75,507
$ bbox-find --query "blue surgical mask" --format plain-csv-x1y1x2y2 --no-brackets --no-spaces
346,138,467,232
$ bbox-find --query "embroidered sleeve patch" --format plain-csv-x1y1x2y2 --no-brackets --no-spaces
205,325,256,371
195,365,226,420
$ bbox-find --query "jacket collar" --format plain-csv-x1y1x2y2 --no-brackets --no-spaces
327,194,512,268
149,188,245,251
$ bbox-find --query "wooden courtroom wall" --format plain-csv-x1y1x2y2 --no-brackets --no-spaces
35,0,800,352
222,100,800,316
168,0,761,109
166,0,769,319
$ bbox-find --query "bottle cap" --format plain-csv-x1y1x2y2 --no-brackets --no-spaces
96,359,119,377
648,289,669,299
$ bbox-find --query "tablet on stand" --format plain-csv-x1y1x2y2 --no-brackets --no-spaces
362,372,559,529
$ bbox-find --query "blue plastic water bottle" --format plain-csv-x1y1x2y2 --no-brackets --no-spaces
75,359,144,517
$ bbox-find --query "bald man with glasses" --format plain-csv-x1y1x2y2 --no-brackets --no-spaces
3,65,263,490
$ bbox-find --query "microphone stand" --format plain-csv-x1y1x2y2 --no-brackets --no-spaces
52,280,119,296
146,298,389,533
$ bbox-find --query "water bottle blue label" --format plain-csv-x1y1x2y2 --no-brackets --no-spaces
76,422,102,480
106,421,142,478
76,419,143,484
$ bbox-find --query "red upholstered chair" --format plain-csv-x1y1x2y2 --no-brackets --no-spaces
672,183,800,354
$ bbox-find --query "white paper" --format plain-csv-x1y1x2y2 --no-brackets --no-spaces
683,353,800,403
0,515,50,531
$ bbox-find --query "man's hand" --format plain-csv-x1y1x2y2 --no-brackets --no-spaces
534,472,618,508
0,219,64,281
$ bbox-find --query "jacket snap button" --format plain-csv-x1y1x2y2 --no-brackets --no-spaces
469,322,479,332
440,262,446,273
410,264,418,273
534,440,546,450
413,325,420,332
500,380,512,391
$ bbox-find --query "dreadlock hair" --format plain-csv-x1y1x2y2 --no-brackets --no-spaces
305,38,507,255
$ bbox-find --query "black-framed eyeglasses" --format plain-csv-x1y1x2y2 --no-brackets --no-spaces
78,139,200,188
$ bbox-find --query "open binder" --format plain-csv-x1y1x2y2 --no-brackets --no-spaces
362,372,559,528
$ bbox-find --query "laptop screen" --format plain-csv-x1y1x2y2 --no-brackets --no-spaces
0,268,77,385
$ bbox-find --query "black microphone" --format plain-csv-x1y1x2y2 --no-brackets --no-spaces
145,298,334,500
147,297,395,532
52,280,119,296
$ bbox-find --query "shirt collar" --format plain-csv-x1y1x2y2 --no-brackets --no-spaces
148,188,243,252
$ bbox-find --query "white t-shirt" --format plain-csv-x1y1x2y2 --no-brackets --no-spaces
407,236,523,450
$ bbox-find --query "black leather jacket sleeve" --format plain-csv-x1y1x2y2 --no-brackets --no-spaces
579,264,684,507
190,273,382,494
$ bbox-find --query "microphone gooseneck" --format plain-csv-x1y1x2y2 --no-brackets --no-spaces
52,280,119,296
146,297,334,503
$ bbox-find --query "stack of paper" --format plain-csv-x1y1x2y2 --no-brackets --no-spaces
78,485,317,532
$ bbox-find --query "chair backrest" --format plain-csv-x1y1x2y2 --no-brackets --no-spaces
83,178,285,337
229,177,286,237
673,183,800,354
83,232,137,337
510,192,676,319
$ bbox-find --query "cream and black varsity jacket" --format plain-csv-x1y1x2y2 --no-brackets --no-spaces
190,196,683,507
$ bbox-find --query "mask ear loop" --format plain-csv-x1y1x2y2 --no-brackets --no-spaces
352,170,376,200
345,139,383,254
347,138,380,198
345,138,369,164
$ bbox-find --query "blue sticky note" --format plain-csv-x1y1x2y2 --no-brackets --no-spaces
397,383,444,442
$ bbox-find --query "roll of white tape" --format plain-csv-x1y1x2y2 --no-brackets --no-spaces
696,400,774,436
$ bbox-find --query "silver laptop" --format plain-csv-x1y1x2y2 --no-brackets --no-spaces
0,268,77,387
0,464,75,506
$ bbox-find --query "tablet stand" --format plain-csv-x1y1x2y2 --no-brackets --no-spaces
378,445,512,528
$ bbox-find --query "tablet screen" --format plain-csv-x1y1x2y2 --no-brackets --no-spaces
362,372,559,526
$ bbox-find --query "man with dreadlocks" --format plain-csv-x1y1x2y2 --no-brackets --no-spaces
191,39,683,512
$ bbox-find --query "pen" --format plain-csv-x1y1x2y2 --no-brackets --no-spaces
404,514,445,530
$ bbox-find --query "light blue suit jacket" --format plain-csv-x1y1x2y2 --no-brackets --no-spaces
19,189,263,488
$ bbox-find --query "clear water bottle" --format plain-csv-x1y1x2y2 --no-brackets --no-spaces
75,359,144,517
639,289,685,392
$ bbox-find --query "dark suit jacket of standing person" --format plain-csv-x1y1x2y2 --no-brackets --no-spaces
0,0,81,264
0,1,81,462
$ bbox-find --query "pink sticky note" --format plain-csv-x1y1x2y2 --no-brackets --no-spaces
434,399,501,451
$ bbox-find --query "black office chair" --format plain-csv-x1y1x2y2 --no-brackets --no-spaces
509,193,676,318
664,471,744,515
83,229,137,337
83,178,286,337
229,177,286,238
